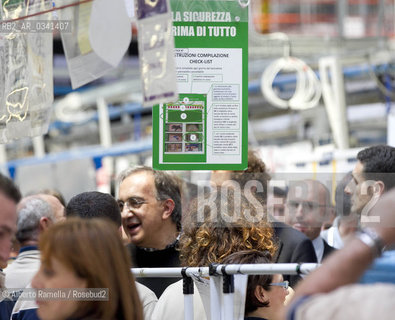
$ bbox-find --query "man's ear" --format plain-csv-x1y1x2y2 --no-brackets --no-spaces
39,217,51,232
161,199,175,220
254,285,268,304
373,181,385,196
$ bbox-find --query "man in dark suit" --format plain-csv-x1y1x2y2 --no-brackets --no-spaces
267,186,318,286
285,180,336,265
272,220,317,286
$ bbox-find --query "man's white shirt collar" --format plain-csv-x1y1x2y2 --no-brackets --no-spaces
312,236,324,263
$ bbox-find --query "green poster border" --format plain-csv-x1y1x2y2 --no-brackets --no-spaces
153,0,248,170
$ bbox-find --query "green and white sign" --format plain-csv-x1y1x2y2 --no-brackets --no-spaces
153,0,248,170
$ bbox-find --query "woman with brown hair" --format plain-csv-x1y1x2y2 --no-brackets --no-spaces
152,188,276,320
222,250,289,320
179,190,276,267
32,218,143,320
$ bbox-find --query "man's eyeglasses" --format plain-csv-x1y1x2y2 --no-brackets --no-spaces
269,280,289,290
117,197,147,211
287,201,327,212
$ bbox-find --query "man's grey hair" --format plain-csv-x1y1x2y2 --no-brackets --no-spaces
118,166,182,231
16,197,55,243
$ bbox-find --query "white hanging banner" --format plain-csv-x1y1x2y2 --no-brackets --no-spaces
193,274,247,320
193,276,211,319
0,0,54,143
135,0,178,106
233,274,248,319
56,0,118,89
89,0,131,67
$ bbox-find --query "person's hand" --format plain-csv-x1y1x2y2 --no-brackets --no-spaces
368,188,395,245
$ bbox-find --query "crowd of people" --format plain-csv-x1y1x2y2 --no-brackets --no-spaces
0,144,394,319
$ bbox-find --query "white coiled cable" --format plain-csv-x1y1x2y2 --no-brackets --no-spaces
261,56,322,110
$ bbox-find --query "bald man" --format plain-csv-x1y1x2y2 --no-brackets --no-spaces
285,180,336,263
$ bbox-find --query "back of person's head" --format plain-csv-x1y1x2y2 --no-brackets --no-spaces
16,197,54,243
179,188,275,267
230,149,271,202
335,172,352,217
36,189,66,207
0,173,21,203
222,250,273,314
118,166,182,231
65,191,121,227
357,145,395,191
38,218,143,320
